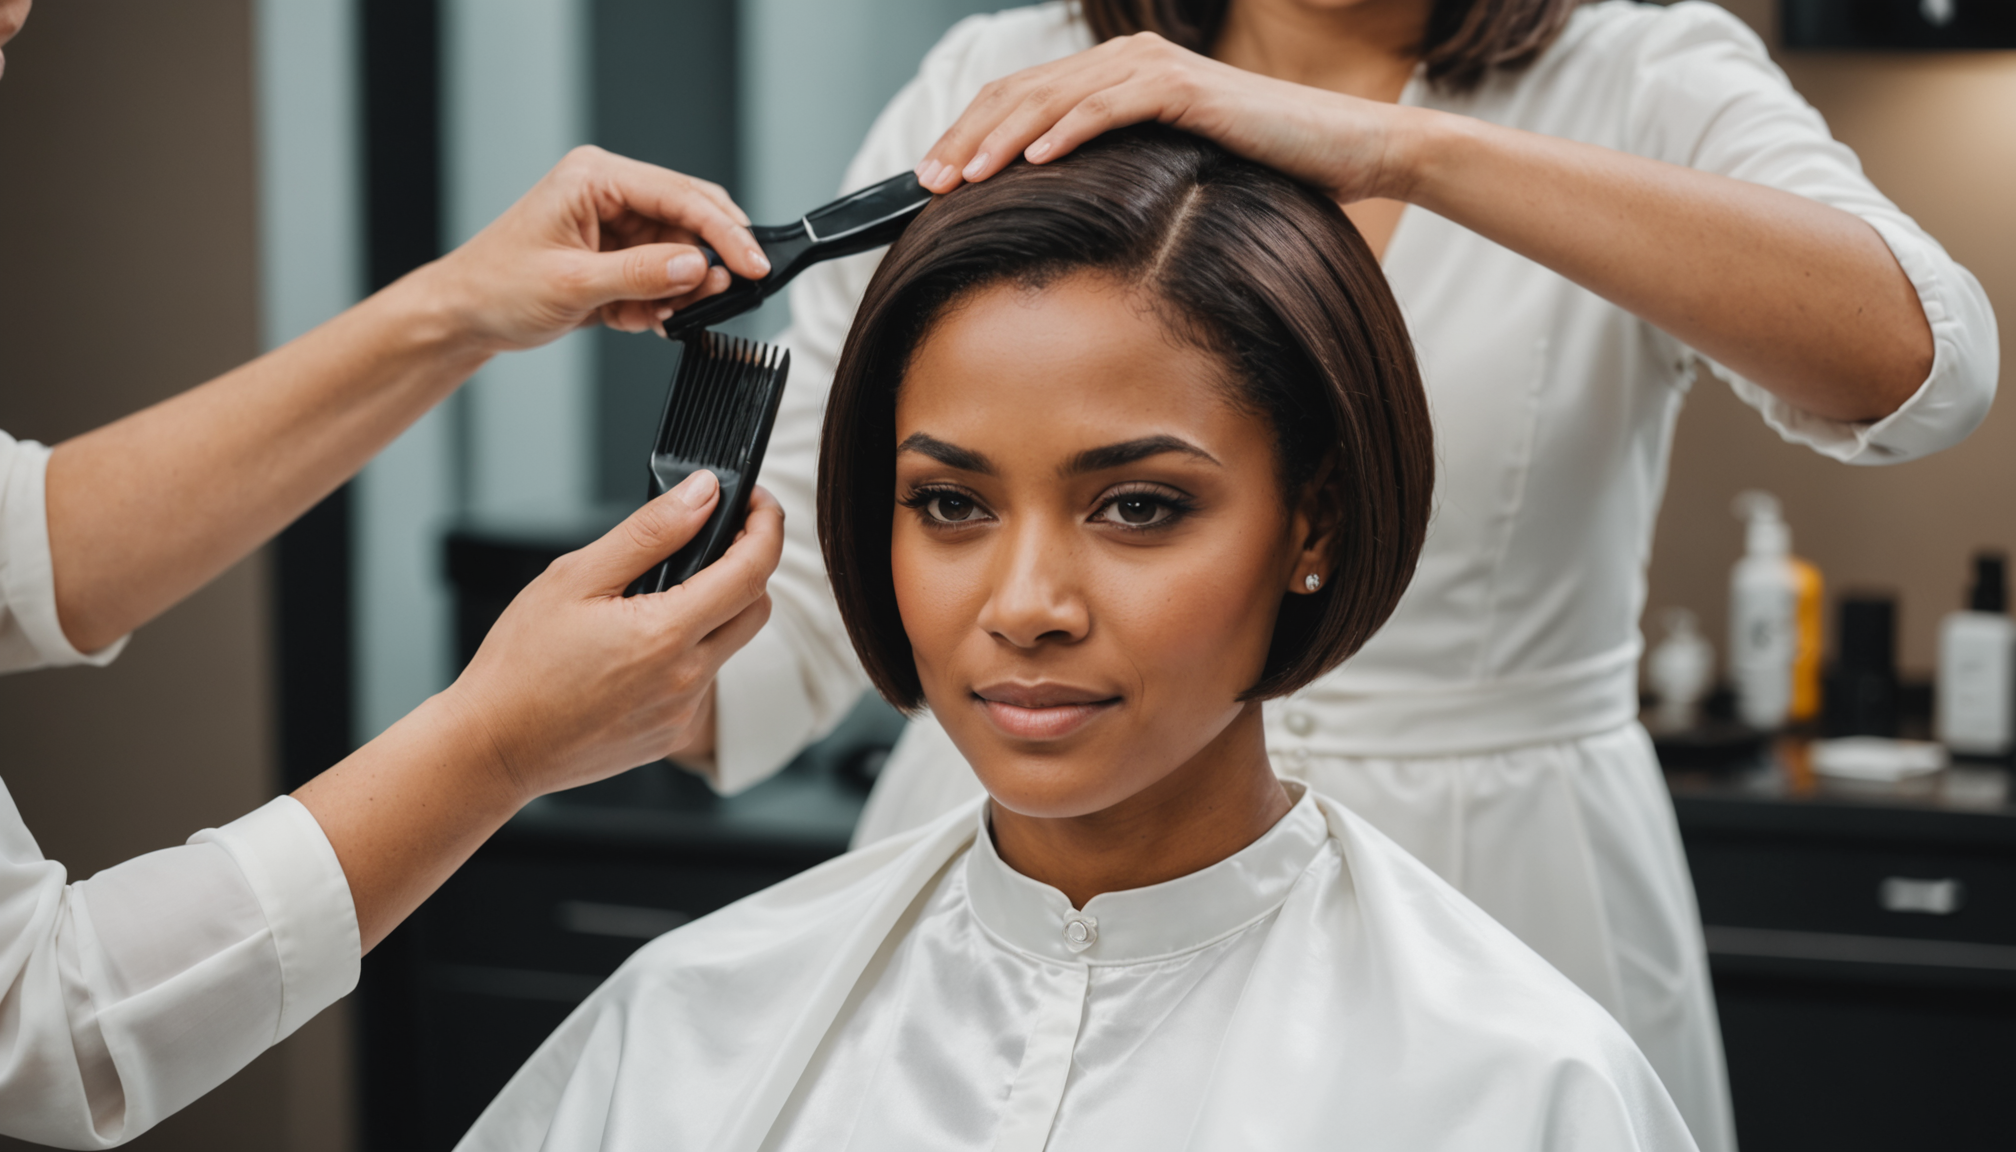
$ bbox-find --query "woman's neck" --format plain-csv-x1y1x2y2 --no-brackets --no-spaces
988,702,1293,908
1212,0,1427,101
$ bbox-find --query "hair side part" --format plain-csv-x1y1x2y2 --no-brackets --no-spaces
818,125,1433,710
1076,0,1584,92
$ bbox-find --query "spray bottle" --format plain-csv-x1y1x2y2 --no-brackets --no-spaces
1728,492,1824,729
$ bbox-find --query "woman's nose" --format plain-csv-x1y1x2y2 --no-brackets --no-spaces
975,520,1089,649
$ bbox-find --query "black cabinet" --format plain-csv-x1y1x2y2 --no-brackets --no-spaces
1675,759,2016,1151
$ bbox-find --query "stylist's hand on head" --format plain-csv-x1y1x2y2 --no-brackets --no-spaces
423,144,771,345
913,26,1932,422
911,33,1410,206
296,475,783,951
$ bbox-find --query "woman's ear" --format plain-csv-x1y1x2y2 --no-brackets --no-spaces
1286,456,1343,595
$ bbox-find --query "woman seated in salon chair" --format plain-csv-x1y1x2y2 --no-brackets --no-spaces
456,127,1699,1152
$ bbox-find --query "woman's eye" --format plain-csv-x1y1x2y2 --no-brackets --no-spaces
1095,494,1179,528
926,493,981,523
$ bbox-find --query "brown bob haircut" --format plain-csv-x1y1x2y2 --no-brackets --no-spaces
817,125,1434,712
1080,0,1583,92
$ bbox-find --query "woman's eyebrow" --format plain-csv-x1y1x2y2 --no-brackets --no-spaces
1065,435,1220,476
897,432,994,474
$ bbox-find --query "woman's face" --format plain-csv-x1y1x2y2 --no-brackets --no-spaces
892,274,1324,819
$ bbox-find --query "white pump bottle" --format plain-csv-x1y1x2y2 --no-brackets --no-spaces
1728,492,1822,730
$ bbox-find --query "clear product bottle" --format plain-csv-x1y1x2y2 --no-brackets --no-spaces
1728,492,1824,730
1937,551,2015,756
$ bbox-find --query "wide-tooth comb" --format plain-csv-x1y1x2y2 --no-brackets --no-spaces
624,332,792,596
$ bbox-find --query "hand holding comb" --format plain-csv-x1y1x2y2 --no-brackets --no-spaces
624,173,932,595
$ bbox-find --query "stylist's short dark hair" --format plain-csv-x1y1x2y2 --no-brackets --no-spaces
818,125,1434,711
1078,0,1583,92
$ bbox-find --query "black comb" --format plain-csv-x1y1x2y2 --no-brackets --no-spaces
624,332,791,596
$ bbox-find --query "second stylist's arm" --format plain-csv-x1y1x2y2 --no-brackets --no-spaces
45,145,771,655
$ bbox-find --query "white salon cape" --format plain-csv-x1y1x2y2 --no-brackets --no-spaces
701,5,1999,1150
460,783,1698,1151
0,429,361,1148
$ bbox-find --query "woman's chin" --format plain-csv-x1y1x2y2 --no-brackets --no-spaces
936,724,1106,817
976,771,1140,821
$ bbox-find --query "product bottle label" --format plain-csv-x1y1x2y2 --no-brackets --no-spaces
1731,581,1795,729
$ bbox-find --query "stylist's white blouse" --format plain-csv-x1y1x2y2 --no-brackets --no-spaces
706,3,1998,1150
0,430,360,1148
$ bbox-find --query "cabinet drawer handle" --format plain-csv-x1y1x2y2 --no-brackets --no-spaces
557,900,693,939
1878,877,1965,916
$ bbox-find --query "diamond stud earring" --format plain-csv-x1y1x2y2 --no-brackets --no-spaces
1304,573,1322,592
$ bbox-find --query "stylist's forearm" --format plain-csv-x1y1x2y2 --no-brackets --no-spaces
45,271,491,653
43,147,762,654
293,689,529,952
1391,110,1932,422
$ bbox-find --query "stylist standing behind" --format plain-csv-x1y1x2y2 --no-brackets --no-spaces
692,2,1999,1149
0,3,781,1146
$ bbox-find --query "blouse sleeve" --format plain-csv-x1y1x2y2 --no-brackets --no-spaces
0,786,360,1148
705,13,1009,794
0,432,129,674
1622,1,1997,465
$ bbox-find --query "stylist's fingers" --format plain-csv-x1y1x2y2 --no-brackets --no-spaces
917,35,1175,190
591,150,770,280
916,57,1093,190
596,267,734,335
568,471,722,594
1021,77,1190,170
649,485,785,637
678,174,749,229
572,243,720,314
686,586,773,668
961,54,1185,184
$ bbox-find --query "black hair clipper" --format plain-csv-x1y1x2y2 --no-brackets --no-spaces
662,171,934,338
624,173,931,595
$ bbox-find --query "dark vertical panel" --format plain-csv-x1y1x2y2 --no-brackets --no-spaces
350,2,443,1149
363,0,445,293
274,490,355,793
590,0,741,505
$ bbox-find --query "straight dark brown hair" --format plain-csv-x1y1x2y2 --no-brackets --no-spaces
818,125,1434,711
1079,0,1583,91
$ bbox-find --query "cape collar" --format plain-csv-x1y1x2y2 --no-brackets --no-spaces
964,781,1326,965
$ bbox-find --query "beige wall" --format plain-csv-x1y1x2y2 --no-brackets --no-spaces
0,3,350,1150
1648,0,2016,678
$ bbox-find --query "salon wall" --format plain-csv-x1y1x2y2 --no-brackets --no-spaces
1645,0,2016,680
0,3,348,1151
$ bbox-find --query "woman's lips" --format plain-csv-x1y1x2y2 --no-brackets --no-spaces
972,684,1120,740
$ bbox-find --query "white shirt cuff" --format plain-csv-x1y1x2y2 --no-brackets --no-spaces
189,795,360,1041
0,436,128,670
708,623,823,796
1710,216,1996,466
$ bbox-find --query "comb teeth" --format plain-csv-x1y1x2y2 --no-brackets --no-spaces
658,332,787,465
